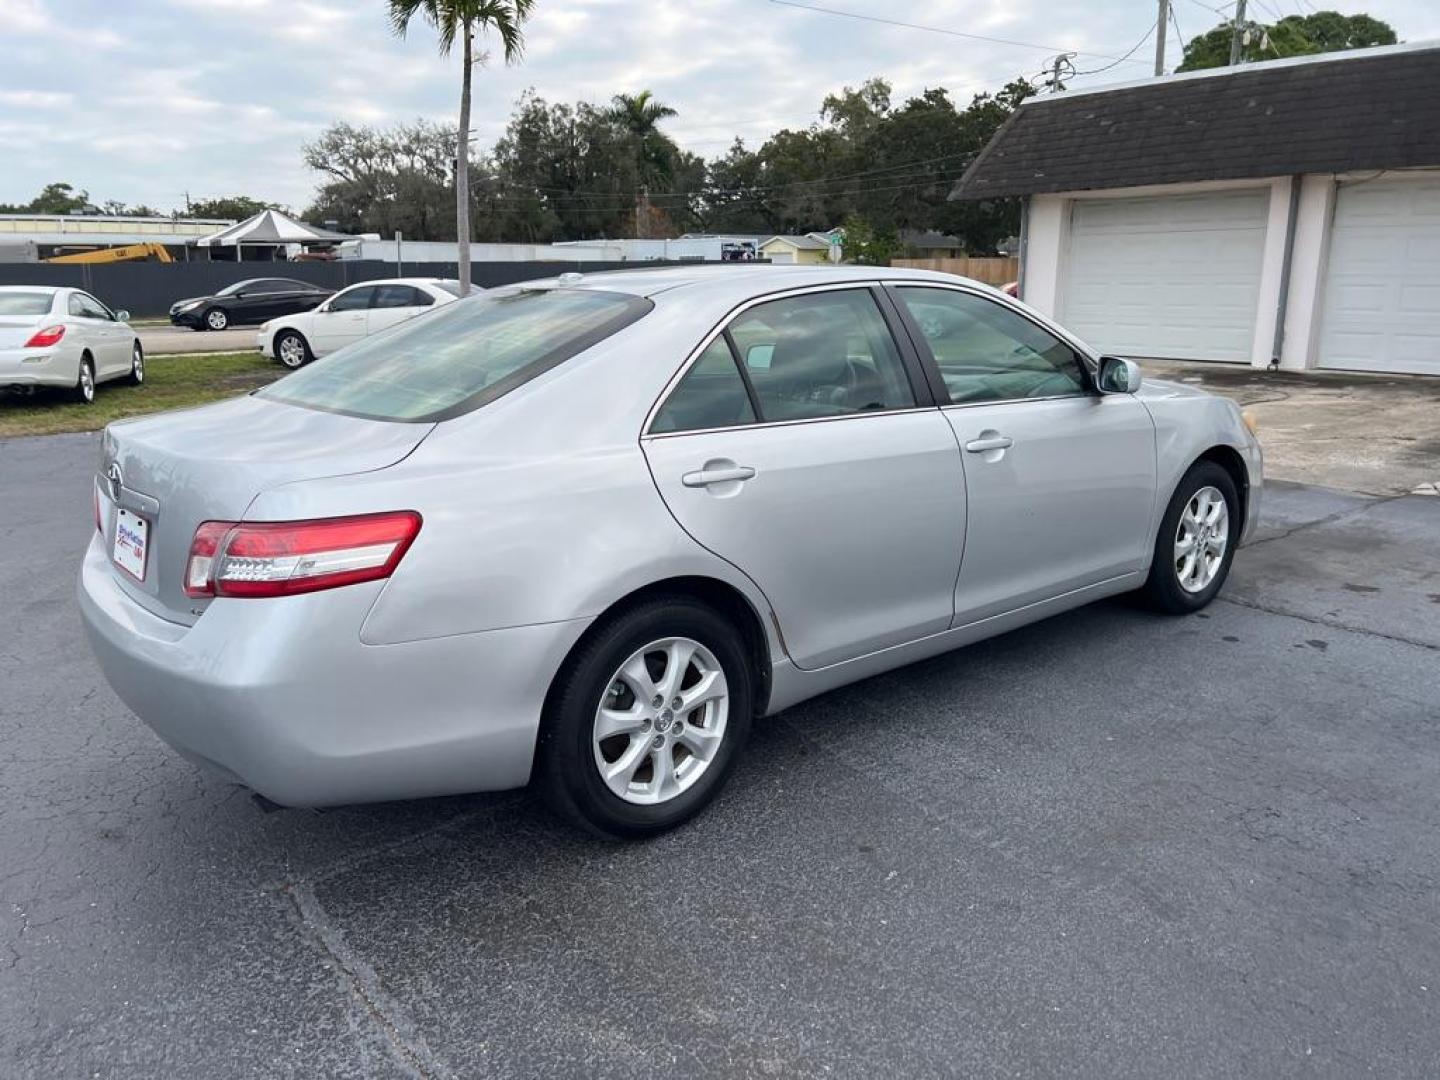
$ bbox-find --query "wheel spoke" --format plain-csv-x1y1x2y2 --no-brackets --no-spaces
658,639,696,701
1178,552,1197,585
605,734,652,788
618,654,659,703
596,705,646,741
676,723,723,761
1174,532,1197,556
650,746,678,798
679,669,726,713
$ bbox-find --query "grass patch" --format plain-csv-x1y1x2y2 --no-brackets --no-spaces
0,351,281,438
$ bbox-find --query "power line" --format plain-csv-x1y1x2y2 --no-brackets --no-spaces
767,0,1154,66
1072,19,1158,77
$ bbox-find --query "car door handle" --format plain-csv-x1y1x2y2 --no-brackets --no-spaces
964,435,1014,453
682,465,756,487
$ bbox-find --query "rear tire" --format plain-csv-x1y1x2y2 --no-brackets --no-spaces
74,357,95,404
275,329,312,370
536,597,754,839
128,342,145,385
1140,460,1239,614
204,307,229,331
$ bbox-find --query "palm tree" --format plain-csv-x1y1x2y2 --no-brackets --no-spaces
608,91,678,238
388,0,534,291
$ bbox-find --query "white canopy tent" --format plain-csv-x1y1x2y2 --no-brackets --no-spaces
193,209,352,259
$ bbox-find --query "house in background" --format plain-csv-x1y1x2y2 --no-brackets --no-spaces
899,229,966,258
951,41,1440,376
760,233,836,264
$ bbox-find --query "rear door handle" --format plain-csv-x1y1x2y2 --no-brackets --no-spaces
964,435,1014,453
682,465,756,487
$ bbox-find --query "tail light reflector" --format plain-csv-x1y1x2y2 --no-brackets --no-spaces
184,512,422,599
25,325,66,348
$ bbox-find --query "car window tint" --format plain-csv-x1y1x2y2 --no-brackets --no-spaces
651,337,756,433
68,294,85,317
329,286,376,312
259,287,652,422
374,285,425,309
77,293,112,320
728,289,914,422
0,292,55,316
895,288,1086,404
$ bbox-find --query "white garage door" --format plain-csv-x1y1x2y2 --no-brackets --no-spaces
1317,174,1440,375
1061,190,1269,363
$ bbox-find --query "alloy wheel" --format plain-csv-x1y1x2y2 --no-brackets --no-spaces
132,346,144,383
79,362,94,402
592,637,729,806
1174,485,1229,593
278,334,306,369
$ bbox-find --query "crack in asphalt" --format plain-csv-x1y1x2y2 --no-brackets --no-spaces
280,881,451,1080
1218,595,1440,653
1241,492,1411,550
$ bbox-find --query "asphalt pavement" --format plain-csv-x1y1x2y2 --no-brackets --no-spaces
2,433,1438,1079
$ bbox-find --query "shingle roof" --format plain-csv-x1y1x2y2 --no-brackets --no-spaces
951,43,1440,199
763,234,830,251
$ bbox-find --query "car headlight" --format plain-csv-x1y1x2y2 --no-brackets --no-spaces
177,300,203,312
1241,409,1260,436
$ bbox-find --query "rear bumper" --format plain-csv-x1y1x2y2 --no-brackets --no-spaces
0,347,78,388
77,533,590,806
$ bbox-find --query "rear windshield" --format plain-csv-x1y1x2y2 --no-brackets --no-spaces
258,287,652,422
0,292,55,316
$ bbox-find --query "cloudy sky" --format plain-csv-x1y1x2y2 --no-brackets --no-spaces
2,0,1437,215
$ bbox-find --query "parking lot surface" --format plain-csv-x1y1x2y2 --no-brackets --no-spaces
3,433,1438,1079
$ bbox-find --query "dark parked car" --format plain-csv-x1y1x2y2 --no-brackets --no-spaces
169,278,333,331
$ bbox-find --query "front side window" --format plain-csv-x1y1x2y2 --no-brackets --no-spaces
895,287,1086,404
651,337,756,433
727,289,915,422
74,293,112,320
261,287,651,422
328,286,375,312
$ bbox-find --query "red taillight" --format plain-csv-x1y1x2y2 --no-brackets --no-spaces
25,325,65,348
184,512,422,599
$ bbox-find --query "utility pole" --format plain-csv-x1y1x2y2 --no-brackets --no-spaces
1153,0,1168,76
1042,53,1075,94
1229,0,1248,65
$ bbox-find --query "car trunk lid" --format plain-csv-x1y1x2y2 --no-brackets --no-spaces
0,315,44,348
98,394,432,624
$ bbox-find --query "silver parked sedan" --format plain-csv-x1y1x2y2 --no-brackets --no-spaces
79,266,1261,837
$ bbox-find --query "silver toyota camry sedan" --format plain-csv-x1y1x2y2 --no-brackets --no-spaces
80,266,1261,838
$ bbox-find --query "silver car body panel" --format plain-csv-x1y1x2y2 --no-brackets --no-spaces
79,264,1262,807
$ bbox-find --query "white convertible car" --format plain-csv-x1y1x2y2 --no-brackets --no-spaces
0,285,142,403
257,277,477,368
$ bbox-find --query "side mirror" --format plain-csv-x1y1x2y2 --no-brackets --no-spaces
115,310,130,323
1098,355,1142,394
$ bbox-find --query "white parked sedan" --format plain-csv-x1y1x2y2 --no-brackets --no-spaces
257,278,477,368
0,286,143,403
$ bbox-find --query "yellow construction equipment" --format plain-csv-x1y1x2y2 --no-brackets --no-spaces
44,243,174,264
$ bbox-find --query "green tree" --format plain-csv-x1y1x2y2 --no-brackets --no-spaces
1177,10,1396,71
184,195,280,220
607,91,681,237
304,120,458,240
0,182,91,214
388,0,534,290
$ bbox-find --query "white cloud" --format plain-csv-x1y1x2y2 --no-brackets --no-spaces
0,0,1436,212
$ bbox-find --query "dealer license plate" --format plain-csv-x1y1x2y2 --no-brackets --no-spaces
113,508,149,581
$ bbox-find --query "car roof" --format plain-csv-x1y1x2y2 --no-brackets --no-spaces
342,277,455,287
0,285,61,294
510,263,985,301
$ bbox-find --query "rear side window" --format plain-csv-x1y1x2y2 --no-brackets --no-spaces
374,284,431,308
651,338,756,433
0,292,54,316
260,288,651,422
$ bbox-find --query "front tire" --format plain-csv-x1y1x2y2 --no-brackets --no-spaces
128,342,144,385
204,307,229,331
536,597,754,839
74,356,95,404
275,329,312,370
1140,461,1239,614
